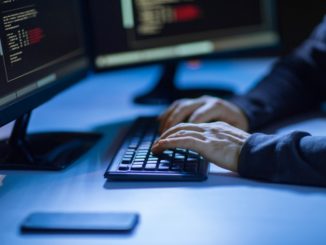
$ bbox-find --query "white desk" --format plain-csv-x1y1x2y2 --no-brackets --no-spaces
1,59,326,245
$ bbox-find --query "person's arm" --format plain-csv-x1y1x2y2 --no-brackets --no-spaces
152,121,326,187
158,18,326,134
239,132,326,187
154,18,326,187
232,17,326,131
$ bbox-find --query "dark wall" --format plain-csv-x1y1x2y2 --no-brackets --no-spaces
277,0,326,54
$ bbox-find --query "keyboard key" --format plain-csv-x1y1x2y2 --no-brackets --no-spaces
136,156,147,160
174,155,185,161
131,165,143,170
136,153,147,157
160,153,172,159
158,160,170,171
145,164,156,170
133,160,145,164
147,160,158,164
137,151,148,154
189,150,199,156
135,155,146,158
119,164,130,170
135,156,147,159
158,164,170,171
148,157,159,161
133,160,143,164
176,148,186,153
124,154,134,158
136,158,147,161
137,150,148,153
175,153,184,156
122,158,132,164
164,150,174,154
139,148,150,151
187,157,198,162
135,159,146,163
160,160,170,164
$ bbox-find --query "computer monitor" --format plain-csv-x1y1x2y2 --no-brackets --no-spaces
88,0,280,104
0,0,100,170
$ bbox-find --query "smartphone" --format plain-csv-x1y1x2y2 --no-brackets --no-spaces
21,212,139,233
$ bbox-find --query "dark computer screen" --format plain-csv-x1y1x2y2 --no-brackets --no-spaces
0,0,88,126
89,0,279,69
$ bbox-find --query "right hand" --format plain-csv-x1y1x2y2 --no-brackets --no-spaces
153,121,251,172
159,95,249,133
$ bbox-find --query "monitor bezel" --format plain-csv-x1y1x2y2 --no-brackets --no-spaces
0,64,89,127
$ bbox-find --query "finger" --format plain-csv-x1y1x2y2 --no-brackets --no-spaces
160,123,205,140
160,102,186,134
161,103,201,133
188,103,215,123
159,101,180,132
159,101,179,121
189,104,224,123
166,130,206,141
162,107,194,133
152,137,205,155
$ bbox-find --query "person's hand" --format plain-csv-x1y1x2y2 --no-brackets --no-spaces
159,96,249,134
152,122,251,172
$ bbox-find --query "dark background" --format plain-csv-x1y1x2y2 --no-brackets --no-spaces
276,0,325,55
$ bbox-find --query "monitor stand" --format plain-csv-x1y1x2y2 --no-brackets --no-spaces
134,62,234,105
0,112,101,170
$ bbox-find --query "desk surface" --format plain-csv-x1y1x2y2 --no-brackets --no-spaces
1,59,326,245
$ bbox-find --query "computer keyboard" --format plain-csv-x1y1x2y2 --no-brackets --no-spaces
104,117,209,181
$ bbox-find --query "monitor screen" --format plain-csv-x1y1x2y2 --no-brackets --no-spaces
89,0,279,70
0,0,88,126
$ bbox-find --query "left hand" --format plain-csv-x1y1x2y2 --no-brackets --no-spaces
152,122,251,172
158,96,249,134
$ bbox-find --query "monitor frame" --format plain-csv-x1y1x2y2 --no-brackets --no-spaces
0,64,88,127
0,0,100,171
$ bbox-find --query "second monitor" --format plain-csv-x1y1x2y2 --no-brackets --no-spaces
88,0,279,104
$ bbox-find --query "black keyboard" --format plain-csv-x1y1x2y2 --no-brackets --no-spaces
104,117,209,181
